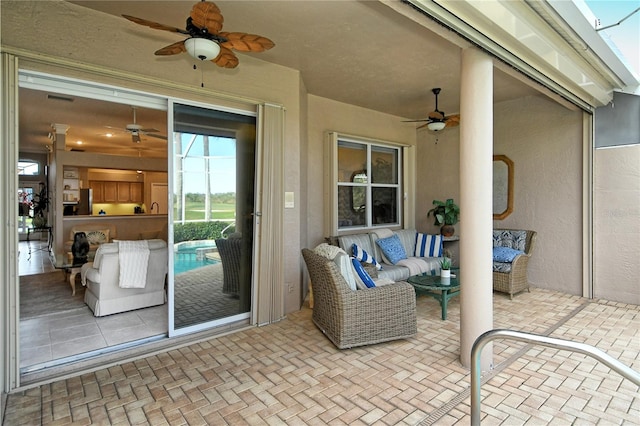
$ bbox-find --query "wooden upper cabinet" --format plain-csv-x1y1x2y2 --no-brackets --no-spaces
88,181,144,203
130,182,143,203
103,182,118,202
89,181,104,203
117,182,131,202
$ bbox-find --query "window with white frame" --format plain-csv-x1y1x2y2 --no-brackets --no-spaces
328,133,402,232
18,160,39,175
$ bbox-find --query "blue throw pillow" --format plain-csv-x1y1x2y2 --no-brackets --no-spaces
492,246,524,263
351,257,376,288
415,233,443,257
375,234,407,265
352,243,382,270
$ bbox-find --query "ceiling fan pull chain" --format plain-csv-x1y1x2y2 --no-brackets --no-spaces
192,63,205,88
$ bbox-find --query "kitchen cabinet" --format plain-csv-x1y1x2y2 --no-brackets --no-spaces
130,182,143,203
89,181,104,203
103,182,118,202
117,182,131,202
90,181,143,203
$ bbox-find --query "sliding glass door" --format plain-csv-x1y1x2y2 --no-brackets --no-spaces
170,103,256,333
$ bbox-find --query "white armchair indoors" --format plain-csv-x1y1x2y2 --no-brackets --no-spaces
81,239,168,316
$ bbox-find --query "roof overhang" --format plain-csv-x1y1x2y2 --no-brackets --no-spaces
404,0,640,111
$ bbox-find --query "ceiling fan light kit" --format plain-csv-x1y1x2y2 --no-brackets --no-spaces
184,37,220,61
130,131,141,143
427,121,446,132
123,1,274,69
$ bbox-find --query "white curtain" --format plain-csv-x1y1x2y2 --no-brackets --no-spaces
254,103,285,325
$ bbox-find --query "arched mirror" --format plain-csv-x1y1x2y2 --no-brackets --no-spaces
493,155,514,220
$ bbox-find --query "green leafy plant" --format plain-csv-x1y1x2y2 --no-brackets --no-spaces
173,221,235,243
440,257,452,270
427,198,460,226
31,182,49,217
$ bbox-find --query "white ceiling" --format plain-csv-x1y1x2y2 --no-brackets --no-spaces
19,0,541,158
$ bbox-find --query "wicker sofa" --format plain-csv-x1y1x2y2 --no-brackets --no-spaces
333,228,444,281
301,248,417,349
492,229,537,299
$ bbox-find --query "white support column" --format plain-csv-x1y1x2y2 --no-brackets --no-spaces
459,48,494,370
52,123,69,255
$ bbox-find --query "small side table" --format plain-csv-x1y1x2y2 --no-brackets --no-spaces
26,226,53,259
407,268,460,320
52,252,91,295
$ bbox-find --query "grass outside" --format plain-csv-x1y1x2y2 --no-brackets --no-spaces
176,202,236,221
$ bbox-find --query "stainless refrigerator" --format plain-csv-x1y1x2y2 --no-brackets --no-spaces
76,188,93,215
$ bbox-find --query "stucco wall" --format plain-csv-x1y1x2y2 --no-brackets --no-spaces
494,96,584,294
418,94,585,295
594,145,640,304
415,127,461,234
306,95,417,248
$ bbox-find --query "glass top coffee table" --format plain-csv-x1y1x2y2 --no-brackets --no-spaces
407,268,460,320
52,252,93,296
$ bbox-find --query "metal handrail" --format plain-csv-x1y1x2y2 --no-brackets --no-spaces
471,329,640,425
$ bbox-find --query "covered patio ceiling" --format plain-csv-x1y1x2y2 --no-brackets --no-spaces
16,0,630,157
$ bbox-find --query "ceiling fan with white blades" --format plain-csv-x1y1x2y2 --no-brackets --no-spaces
106,107,166,144
122,0,275,69
404,88,460,132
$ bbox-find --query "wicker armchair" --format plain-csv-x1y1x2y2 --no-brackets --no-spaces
492,229,537,299
301,248,417,349
216,237,241,296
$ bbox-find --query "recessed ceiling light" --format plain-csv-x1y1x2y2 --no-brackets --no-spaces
106,133,113,138
76,140,83,145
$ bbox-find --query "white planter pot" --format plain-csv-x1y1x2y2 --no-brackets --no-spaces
441,269,451,278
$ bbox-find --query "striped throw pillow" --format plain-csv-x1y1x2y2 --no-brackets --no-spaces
352,244,382,270
415,233,443,257
351,257,377,289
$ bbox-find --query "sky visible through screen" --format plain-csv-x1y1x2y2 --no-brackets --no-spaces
584,0,640,76
176,134,237,195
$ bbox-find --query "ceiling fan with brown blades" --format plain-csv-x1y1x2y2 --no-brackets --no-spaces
122,0,275,69
404,88,460,132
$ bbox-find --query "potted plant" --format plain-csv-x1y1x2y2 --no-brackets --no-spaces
440,257,452,278
427,198,459,236
31,182,50,228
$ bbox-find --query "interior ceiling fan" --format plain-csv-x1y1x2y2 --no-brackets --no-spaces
122,0,275,68
404,88,460,132
106,107,166,144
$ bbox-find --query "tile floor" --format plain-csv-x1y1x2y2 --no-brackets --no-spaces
18,241,167,371
5,282,639,425
20,304,167,370
19,239,56,276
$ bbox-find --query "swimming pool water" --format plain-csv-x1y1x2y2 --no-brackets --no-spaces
174,241,219,274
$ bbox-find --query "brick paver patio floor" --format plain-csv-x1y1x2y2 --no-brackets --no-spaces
4,287,639,425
